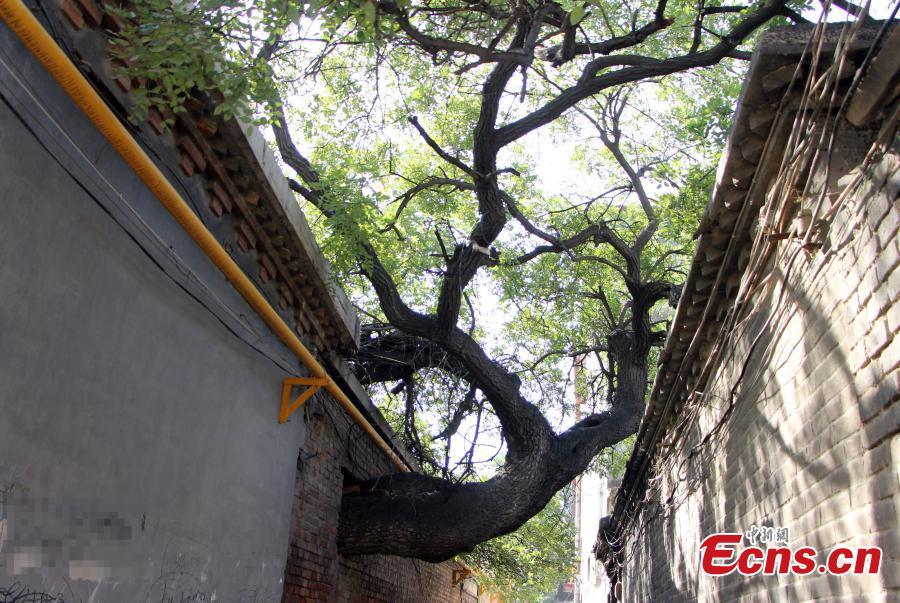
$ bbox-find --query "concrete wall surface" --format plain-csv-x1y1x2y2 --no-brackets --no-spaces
0,19,307,603
0,10,475,602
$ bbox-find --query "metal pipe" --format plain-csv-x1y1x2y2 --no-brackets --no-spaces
0,0,409,472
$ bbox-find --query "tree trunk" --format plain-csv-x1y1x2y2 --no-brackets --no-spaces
338,330,649,561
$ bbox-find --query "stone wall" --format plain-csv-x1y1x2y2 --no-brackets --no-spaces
617,113,899,602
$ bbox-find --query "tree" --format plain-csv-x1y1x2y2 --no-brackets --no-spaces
113,0,820,563
467,486,576,601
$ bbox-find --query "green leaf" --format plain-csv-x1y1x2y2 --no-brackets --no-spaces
570,5,586,25
286,4,300,23
362,0,376,23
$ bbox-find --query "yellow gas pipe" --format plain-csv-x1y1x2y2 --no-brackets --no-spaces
0,0,409,472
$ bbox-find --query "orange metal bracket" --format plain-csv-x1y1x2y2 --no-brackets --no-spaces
452,568,471,586
279,377,329,423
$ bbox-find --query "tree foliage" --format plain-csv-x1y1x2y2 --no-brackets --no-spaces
109,0,822,587
464,488,576,602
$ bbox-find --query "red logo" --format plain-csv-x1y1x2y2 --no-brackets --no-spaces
700,532,881,576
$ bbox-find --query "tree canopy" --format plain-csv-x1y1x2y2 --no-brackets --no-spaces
110,0,834,594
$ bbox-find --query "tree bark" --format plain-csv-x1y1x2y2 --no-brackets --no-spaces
266,0,788,562
338,327,650,561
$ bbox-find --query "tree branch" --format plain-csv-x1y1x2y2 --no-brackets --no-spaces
408,116,479,178
495,0,789,148
827,0,873,19
434,384,478,439
578,91,655,225
378,0,533,65
431,16,533,336
381,177,475,233
537,0,673,66
272,104,430,334
503,193,559,245
513,221,633,266
355,330,468,385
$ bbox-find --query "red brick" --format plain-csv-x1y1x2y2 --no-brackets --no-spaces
178,153,194,177
178,136,206,172
73,0,102,26
278,282,294,305
234,220,255,250
147,109,165,135
60,0,85,29
195,116,218,136
184,95,206,113
259,253,276,282
208,179,233,213
114,73,132,92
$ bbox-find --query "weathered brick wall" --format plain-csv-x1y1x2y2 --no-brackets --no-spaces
282,394,477,602
618,137,899,600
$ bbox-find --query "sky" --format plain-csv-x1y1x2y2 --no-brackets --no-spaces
271,0,898,478
425,0,900,474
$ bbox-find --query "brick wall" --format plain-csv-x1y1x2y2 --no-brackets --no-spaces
616,129,899,600
282,394,478,602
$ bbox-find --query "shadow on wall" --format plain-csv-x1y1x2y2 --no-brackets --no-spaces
630,222,896,601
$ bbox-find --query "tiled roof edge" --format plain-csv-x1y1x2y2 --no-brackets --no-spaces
599,19,895,563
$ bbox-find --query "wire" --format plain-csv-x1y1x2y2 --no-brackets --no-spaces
604,2,897,574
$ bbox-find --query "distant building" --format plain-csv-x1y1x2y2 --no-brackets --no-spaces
574,475,620,603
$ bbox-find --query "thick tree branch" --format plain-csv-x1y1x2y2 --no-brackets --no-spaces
513,222,633,265
340,297,654,560
378,0,533,65
432,16,534,336
538,0,673,66
495,0,789,148
827,0,873,19
780,6,812,24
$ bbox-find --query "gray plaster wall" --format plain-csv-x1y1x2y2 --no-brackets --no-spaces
0,18,308,603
